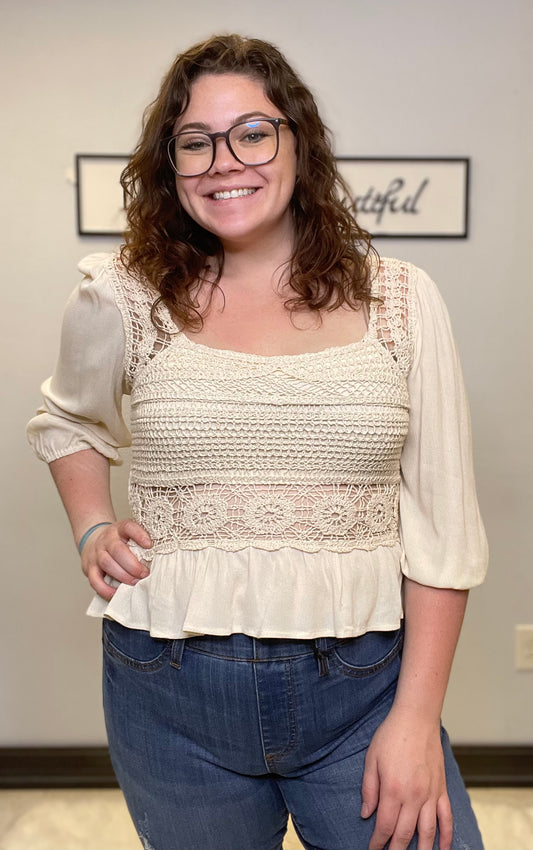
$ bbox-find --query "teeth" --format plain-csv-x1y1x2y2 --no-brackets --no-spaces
212,188,257,200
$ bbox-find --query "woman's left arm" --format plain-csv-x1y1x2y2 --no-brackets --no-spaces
361,578,467,850
360,266,488,850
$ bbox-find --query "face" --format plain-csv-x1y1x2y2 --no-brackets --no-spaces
172,73,297,252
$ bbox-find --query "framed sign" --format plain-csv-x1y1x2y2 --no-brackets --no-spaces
336,157,470,238
75,154,129,236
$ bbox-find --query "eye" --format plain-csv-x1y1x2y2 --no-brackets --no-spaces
176,134,211,153
234,121,275,145
242,130,268,144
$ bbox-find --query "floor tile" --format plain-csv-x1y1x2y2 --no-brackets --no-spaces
1,787,532,849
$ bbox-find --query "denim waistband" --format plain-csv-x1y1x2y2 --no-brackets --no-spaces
183,632,345,661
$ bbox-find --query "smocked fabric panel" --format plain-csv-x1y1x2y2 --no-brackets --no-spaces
110,256,415,555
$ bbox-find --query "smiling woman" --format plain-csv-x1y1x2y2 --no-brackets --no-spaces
169,74,298,256
119,34,376,335
27,32,488,850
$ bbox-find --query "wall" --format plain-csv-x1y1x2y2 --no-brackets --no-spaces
2,0,531,745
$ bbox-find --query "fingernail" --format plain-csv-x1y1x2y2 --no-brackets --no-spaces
361,803,370,818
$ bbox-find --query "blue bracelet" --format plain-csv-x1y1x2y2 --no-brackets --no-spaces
78,522,112,554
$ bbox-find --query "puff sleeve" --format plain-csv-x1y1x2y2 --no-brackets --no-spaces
26,254,131,465
399,268,488,588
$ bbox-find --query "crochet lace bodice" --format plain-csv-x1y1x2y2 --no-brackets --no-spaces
109,255,415,555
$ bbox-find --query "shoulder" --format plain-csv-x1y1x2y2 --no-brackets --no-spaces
368,257,454,373
77,251,156,304
375,257,452,329
374,257,443,306
58,253,121,328
373,256,444,332
372,258,452,370
79,252,176,385
77,251,114,281
374,259,460,376
373,256,423,293
371,256,419,332
76,251,164,333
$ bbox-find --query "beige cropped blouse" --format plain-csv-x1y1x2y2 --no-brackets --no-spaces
27,253,488,639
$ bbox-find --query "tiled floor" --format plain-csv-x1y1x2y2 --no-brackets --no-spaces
0,787,532,850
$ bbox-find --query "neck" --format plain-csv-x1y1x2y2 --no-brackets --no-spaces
219,222,295,288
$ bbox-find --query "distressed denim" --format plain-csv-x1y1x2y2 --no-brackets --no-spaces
103,621,483,850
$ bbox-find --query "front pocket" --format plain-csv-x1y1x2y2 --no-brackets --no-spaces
331,627,403,678
102,618,170,671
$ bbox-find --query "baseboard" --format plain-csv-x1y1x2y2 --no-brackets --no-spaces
0,745,532,788
0,748,117,789
452,745,533,787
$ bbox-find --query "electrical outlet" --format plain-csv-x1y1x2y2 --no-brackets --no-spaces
515,625,533,670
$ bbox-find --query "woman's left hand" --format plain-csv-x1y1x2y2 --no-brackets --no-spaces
361,707,453,850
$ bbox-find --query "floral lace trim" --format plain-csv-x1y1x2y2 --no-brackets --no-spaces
129,482,399,554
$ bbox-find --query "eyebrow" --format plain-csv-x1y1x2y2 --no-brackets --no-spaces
176,111,274,132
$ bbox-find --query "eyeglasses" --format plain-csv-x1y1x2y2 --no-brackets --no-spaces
165,118,293,177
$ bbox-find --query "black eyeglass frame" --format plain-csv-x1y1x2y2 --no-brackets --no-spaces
165,117,294,177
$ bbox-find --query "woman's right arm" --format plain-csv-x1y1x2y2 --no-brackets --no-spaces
49,449,151,601
28,255,152,599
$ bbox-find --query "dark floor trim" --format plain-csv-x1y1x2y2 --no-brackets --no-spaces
452,745,533,787
0,746,532,788
0,748,117,789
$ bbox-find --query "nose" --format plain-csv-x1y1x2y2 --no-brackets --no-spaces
208,137,245,175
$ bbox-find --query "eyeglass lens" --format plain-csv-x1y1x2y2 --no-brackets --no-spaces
169,120,280,176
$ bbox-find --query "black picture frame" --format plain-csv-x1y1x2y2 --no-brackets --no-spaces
336,157,470,238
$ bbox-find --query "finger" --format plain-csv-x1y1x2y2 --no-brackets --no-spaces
386,805,419,850
415,799,437,850
361,753,380,818
117,519,152,548
97,547,149,584
437,793,453,850
368,800,401,850
87,553,137,588
87,566,118,600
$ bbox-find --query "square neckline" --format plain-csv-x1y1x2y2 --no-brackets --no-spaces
176,316,377,361
170,282,380,362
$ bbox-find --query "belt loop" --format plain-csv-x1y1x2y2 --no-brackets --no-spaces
170,638,185,670
314,638,330,677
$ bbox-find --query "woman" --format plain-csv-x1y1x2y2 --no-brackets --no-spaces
27,34,488,850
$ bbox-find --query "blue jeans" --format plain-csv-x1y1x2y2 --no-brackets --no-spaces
102,621,483,850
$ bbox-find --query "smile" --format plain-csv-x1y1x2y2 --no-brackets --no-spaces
211,188,258,200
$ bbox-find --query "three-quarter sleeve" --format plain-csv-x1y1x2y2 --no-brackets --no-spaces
399,268,488,588
26,254,131,465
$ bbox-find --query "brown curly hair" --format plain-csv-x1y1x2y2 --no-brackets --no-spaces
120,33,378,329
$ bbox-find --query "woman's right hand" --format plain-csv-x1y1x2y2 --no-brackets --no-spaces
80,520,152,600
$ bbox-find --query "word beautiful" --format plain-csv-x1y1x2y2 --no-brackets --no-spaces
354,178,429,225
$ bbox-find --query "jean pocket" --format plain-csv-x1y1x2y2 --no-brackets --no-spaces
102,618,170,671
331,627,403,678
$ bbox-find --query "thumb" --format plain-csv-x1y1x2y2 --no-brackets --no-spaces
361,753,379,818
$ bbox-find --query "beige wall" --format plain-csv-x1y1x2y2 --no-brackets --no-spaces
2,0,532,745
